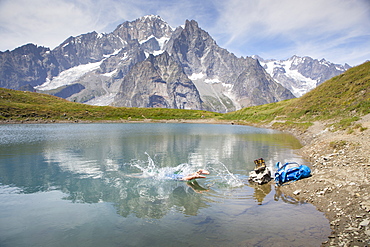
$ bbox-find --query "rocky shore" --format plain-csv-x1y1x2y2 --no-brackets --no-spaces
276,114,370,246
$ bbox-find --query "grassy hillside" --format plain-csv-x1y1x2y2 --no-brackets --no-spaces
0,88,221,122
224,61,370,131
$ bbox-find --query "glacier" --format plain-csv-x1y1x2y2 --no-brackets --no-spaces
35,61,103,91
256,55,348,97
36,49,122,91
262,59,317,97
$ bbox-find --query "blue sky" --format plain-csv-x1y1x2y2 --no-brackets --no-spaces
0,0,369,66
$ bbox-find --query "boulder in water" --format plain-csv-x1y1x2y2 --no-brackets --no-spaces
248,166,272,185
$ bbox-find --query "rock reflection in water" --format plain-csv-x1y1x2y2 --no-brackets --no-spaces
249,182,272,205
249,182,306,205
274,186,305,205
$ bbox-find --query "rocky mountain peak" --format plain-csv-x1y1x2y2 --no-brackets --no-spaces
184,20,200,32
113,15,173,43
182,20,214,45
10,43,50,55
138,15,169,27
139,15,163,21
165,19,217,76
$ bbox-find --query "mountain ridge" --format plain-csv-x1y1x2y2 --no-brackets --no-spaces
0,15,347,112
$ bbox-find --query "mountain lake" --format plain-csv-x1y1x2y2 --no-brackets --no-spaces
0,123,330,246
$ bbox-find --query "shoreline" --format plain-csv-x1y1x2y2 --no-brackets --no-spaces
0,118,234,125
271,115,370,246
2,116,369,246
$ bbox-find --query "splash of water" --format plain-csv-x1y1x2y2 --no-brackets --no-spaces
124,153,243,187
128,153,193,180
208,161,244,187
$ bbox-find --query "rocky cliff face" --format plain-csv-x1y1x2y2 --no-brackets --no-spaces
51,31,122,70
0,44,60,89
113,52,202,109
232,58,295,106
2,15,339,113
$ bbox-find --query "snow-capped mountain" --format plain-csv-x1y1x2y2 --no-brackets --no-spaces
253,55,351,97
0,15,295,112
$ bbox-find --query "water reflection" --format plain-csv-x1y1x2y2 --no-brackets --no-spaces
186,180,209,193
249,182,272,205
0,124,307,211
274,186,304,205
248,182,306,206
110,179,212,218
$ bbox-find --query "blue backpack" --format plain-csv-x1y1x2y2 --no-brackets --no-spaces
274,162,311,185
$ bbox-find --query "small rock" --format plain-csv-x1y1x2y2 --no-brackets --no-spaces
345,227,359,231
293,189,301,195
359,219,370,227
317,190,326,195
360,201,370,211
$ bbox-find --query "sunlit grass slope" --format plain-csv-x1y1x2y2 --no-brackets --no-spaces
0,88,221,122
224,61,370,130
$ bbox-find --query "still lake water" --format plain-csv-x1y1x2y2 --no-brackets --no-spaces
0,123,330,246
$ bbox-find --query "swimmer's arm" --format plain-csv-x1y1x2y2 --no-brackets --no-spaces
180,174,206,181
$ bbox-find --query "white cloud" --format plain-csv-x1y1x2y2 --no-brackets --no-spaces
1,0,86,49
0,0,219,51
217,0,369,41
213,0,370,65
0,0,368,65
0,0,212,50
0,0,143,50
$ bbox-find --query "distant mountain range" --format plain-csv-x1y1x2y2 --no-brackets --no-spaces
253,55,351,97
0,15,349,112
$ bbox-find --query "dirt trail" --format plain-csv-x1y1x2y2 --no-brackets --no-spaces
279,114,370,246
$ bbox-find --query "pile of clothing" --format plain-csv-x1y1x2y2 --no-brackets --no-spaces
274,162,311,185
248,158,272,185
